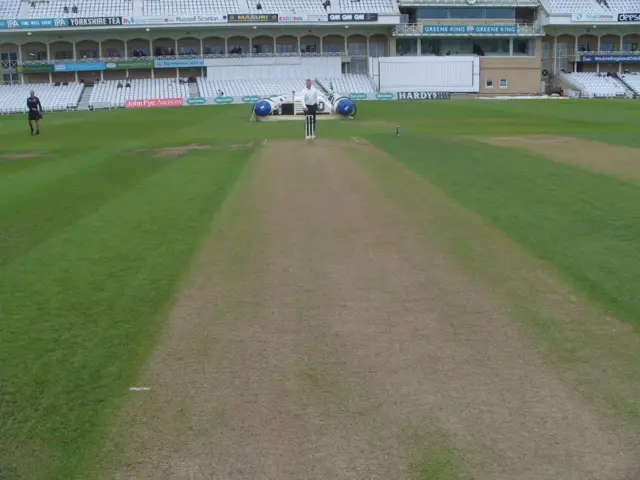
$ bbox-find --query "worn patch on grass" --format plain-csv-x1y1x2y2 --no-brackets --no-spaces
103,140,638,480
132,142,253,159
477,135,640,180
0,152,45,161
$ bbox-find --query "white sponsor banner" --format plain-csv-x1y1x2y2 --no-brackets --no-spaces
571,13,616,23
278,14,326,23
122,14,225,25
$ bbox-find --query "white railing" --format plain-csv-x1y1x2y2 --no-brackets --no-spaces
398,0,539,5
394,23,543,36
19,52,346,66
572,50,640,56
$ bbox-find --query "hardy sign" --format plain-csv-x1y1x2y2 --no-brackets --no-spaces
397,91,451,100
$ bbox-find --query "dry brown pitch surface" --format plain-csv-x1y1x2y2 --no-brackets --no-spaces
103,140,639,480
477,135,640,180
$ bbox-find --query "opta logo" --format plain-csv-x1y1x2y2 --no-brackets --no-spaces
618,13,640,22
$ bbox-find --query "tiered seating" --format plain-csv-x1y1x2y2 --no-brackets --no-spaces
247,0,395,13
143,0,239,14
599,0,637,10
247,0,328,13
318,74,375,94
546,0,604,13
89,79,190,108
620,73,640,94
27,0,132,17
0,83,84,114
561,72,627,97
0,0,19,17
197,77,308,96
338,0,395,13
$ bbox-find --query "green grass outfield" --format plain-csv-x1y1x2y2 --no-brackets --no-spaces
1,100,639,479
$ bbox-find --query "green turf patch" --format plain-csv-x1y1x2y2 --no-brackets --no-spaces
411,432,470,480
0,151,169,265
362,133,640,428
2,100,640,478
370,132,640,329
0,148,250,480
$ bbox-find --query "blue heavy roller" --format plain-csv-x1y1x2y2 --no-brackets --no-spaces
330,94,357,117
253,99,272,117
336,98,355,116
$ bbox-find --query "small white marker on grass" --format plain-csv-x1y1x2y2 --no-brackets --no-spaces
263,138,267,146
351,137,360,143
129,387,152,391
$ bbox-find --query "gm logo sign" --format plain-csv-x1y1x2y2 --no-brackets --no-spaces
327,13,378,22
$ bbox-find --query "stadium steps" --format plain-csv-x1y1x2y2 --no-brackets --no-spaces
188,83,200,97
77,86,93,110
613,74,638,96
17,2,31,17
132,0,143,17
315,78,332,96
237,0,249,13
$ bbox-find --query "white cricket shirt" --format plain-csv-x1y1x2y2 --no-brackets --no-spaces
301,86,319,105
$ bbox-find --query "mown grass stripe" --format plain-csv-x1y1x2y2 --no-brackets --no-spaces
371,132,640,329
0,153,172,266
0,148,251,480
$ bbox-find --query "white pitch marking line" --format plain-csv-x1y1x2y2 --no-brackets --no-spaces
129,387,152,391
351,137,360,143
263,138,267,146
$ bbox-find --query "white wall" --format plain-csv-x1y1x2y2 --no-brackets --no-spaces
204,57,342,80
371,56,480,93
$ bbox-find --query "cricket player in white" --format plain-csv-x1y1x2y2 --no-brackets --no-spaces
301,79,319,139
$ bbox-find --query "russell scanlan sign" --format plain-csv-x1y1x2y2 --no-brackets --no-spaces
397,92,451,100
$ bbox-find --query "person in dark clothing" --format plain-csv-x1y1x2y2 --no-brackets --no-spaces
26,90,43,135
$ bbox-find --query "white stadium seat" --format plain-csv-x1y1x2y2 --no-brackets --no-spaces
247,0,327,13
143,0,239,14
89,79,190,108
620,73,640,94
317,74,376,94
599,0,637,11
0,0,19,17
27,0,132,18
546,0,605,14
246,0,395,13
560,72,627,97
0,83,84,114
338,0,395,13
197,77,312,96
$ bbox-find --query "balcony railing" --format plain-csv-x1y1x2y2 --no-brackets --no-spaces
554,50,640,61
394,22,542,36
398,0,539,5
19,52,347,66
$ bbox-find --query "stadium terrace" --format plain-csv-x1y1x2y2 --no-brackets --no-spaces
2,0,640,110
